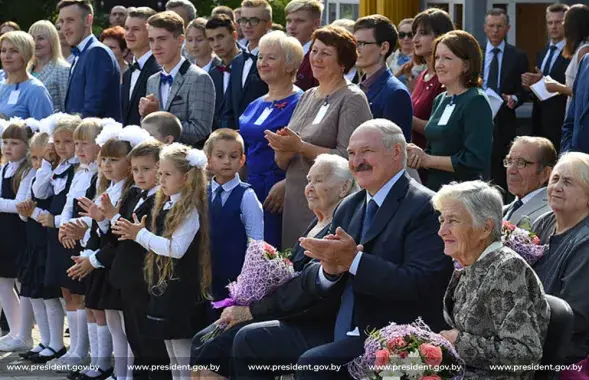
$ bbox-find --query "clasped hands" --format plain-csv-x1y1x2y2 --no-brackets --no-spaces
406,143,429,169
298,227,363,276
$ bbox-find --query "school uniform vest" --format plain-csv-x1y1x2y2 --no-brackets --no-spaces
208,183,249,300
146,207,207,340
0,164,27,278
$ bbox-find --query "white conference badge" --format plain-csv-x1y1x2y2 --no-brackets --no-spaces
312,104,330,125
254,107,273,126
7,90,20,105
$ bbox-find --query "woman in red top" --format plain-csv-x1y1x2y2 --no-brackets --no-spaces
408,9,454,149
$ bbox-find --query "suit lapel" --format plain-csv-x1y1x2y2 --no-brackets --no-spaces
511,189,547,225
121,70,132,119
128,55,156,109
165,60,191,110
134,195,154,216
361,175,409,245
347,194,366,244
243,57,258,90
366,70,389,104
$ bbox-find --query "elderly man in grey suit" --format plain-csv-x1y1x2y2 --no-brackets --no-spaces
503,136,557,226
139,11,215,148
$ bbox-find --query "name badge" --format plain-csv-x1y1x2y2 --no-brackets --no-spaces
254,107,273,126
312,104,330,125
438,104,455,126
7,90,20,105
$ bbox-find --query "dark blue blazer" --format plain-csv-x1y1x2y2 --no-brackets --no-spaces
365,69,413,142
207,56,225,130
562,54,589,153
121,54,161,126
65,35,121,121
219,51,268,130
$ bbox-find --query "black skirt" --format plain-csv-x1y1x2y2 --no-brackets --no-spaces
45,228,85,295
18,244,62,299
84,267,122,311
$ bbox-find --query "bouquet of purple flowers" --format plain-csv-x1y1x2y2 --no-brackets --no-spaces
501,220,547,266
348,319,465,380
201,241,295,342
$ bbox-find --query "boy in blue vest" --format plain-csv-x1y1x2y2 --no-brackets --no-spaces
204,128,264,310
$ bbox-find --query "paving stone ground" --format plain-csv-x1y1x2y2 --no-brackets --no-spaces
0,324,70,379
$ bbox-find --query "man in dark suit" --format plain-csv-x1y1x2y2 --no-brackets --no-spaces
206,15,243,130
231,119,453,379
285,0,322,91
354,15,413,142
220,0,272,130
59,0,121,120
121,7,161,126
522,3,570,152
140,11,215,148
482,8,529,193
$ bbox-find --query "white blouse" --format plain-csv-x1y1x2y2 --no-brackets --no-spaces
0,158,35,214
56,161,99,228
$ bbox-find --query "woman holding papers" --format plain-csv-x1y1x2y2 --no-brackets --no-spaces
406,31,493,191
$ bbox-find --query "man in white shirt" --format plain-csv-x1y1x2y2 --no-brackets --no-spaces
285,0,323,91
504,136,556,226
121,7,161,126
140,11,215,148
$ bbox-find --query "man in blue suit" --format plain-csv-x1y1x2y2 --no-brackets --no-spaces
354,15,413,142
59,0,121,120
219,0,272,130
561,54,589,154
231,119,453,379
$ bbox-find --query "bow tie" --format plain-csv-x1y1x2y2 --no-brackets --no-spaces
160,73,174,86
71,47,81,57
216,64,231,73
243,51,256,61
130,61,141,72
139,190,150,200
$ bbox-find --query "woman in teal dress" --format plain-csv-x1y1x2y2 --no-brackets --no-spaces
407,30,493,191
239,31,304,249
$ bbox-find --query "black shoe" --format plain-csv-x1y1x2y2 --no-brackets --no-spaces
28,346,67,363
67,370,80,380
75,368,113,380
65,327,70,337
19,344,46,359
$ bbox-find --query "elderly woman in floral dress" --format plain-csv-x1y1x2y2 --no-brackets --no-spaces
433,180,549,379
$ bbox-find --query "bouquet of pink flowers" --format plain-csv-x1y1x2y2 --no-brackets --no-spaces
348,319,464,380
501,220,546,266
201,241,295,342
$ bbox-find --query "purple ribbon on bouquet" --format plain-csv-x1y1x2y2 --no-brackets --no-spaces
212,298,236,309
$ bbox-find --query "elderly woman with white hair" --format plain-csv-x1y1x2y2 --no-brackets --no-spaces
189,153,357,380
0,31,53,119
239,30,305,250
533,152,589,367
433,180,549,379
28,20,70,112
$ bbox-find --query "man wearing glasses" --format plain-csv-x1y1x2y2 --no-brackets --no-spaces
503,136,556,226
220,0,271,130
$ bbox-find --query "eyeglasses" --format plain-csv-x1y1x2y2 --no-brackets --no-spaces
356,40,381,48
503,157,536,169
398,32,413,39
237,17,266,26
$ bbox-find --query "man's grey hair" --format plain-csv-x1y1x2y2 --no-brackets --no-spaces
165,0,197,21
432,180,503,241
355,118,407,167
313,154,359,195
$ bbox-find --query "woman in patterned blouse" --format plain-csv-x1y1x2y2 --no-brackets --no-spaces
433,180,549,379
28,20,70,112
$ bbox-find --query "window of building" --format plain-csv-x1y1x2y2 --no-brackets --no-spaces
324,0,359,23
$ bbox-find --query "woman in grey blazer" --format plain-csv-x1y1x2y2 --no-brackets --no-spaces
28,20,70,112
433,180,549,379
533,152,589,366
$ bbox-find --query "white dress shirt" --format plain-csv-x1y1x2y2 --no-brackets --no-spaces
211,174,264,240
86,179,127,268
302,40,312,56
540,39,566,75
129,50,153,100
32,157,80,200
242,45,259,88
55,161,98,228
200,56,215,73
110,185,160,225
344,68,357,83
483,40,506,90
0,158,35,214
70,34,94,75
135,193,200,259
160,57,186,108
317,169,406,337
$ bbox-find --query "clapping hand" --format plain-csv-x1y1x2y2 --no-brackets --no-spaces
99,193,119,220
299,227,361,275
521,67,543,88
264,128,302,152
112,213,146,241
77,197,105,222
37,213,55,228
67,256,94,281
139,94,159,117
544,76,562,94
61,220,89,241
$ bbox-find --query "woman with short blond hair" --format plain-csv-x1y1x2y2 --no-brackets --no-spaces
28,20,70,112
0,31,53,119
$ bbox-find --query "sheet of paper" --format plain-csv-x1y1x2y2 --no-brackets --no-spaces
530,76,558,101
484,88,503,119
